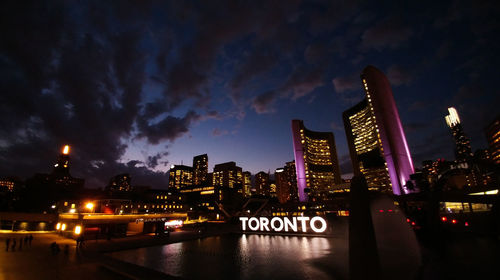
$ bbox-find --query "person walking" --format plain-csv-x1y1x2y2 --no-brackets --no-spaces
28,234,33,246
18,237,22,251
5,238,10,252
24,236,28,246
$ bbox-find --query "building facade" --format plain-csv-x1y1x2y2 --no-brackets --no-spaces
213,162,242,189
445,107,473,163
243,171,252,197
255,171,270,196
168,165,193,190
291,120,342,202
485,115,500,164
193,154,208,185
343,65,414,195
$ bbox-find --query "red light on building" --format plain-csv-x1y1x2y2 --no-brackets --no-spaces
379,210,384,213
452,219,457,224
465,222,469,226
411,222,416,226
406,218,410,223
441,217,447,222
388,209,393,212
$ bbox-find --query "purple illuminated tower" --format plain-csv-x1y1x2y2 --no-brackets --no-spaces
291,120,341,202
343,65,414,195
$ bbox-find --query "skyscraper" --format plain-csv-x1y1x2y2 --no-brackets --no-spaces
168,165,193,190
485,115,500,164
193,154,208,185
255,171,270,196
343,65,414,195
243,171,252,197
291,120,342,202
275,168,288,203
284,161,298,201
213,162,242,189
445,107,472,162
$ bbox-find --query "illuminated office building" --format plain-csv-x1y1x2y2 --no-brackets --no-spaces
213,162,242,189
107,174,132,192
275,168,289,203
0,178,15,192
343,65,414,195
193,154,208,185
284,161,298,201
485,115,500,164
243,171,252,197
445,107,473,162
255,171,270,196
168,165,193,190
291,120,342,202
50,145,85,189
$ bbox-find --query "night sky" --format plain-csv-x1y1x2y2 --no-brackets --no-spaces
1,0,499,189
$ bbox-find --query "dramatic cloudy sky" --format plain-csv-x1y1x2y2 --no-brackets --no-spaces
1,0,499,188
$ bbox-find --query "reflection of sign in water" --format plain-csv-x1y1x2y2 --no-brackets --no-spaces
239,216,327,233
135,217,168,224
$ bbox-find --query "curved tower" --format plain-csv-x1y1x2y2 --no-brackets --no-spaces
343,65,414,195
292,120,342,202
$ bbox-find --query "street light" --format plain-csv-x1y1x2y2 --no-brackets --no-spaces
86,202,94,212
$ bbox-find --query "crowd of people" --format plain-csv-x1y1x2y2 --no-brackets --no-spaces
4,235,33,252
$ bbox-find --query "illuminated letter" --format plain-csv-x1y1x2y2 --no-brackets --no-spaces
310,216,327,233
260,217,270,231
270,217,284,231
248,217,259,231
297,217,310,232
284,217,298,232
239,217,249,231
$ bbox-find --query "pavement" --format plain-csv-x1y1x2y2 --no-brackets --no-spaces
0,229,223,280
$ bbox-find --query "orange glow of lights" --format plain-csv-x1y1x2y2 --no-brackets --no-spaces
441,217,447,222
74,225,82,235
61,223,67,231
62,145,70,155
452,219,457,224
56,223,61,230
85,202,94,210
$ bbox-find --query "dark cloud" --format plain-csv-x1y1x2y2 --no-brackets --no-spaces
361,18,413,51
251,67,324,114
136,111,200,145
332,74,361,93
387,64,413,86
339,154,353,175
252,91,278,114
146,151,169,169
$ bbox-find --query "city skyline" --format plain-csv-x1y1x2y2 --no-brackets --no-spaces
1,1,499,189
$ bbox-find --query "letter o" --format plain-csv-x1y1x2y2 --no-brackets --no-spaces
310,217,327,233
248,217,259,231
270,217,284,232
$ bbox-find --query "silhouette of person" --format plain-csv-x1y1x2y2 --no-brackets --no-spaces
64,244,69,255
11,238,16,251
29,234,33,246
18,237,22,250
24,236,28,246
5,238,10,252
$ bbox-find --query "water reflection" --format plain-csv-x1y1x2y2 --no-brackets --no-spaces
109,234,348,280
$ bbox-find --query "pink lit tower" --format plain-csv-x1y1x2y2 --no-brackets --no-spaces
343,65,414,195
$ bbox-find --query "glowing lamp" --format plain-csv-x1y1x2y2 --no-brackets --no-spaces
56,223,61,230
74,225,82,235
85,202,94,210
61,223,66,231
62,145,70,155
452,219,457,224
441,217,447,222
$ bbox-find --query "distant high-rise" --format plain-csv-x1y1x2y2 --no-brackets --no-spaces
343,65,414,195
275,168,288,203
284,161,298,201
445,107,472,162
52,145,71,176
213,162,242,189
193,154,208,185
107,173,132,192
291,120,342,202
255,171,270,196
168,165,193,190
485,115,500,164
243,171,252,197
